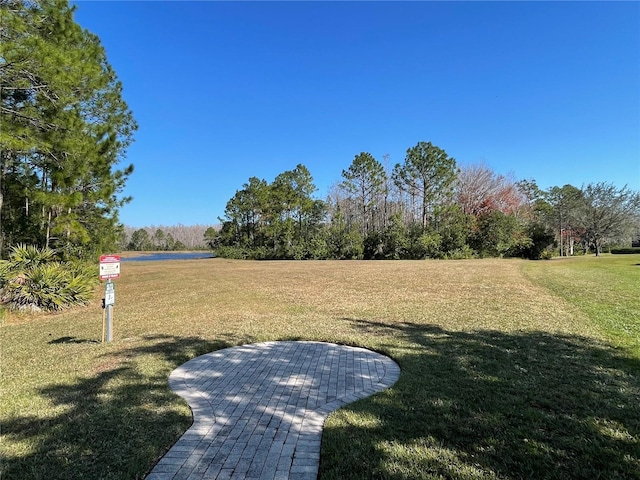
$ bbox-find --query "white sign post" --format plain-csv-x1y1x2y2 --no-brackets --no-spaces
99,255,120,342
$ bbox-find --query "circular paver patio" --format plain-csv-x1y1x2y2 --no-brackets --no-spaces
146,341,400,480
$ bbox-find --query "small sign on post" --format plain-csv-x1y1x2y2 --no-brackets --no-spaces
105,281,115,306
99,255,120,342
99,255,121,280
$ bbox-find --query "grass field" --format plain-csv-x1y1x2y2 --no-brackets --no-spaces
1,255,639,479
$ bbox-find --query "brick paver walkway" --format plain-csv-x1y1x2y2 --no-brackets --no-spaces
146,341,400,480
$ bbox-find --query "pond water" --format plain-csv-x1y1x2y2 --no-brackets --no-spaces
122,252,215,262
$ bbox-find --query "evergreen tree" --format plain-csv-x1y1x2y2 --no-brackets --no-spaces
340,152,387,236
203,226,218,249
217,166,325,259
392,142,458,231
0,0,137,257
128,228,150,251
151,229,166,250
271,164,318,253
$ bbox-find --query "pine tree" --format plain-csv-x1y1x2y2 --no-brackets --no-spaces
0,0,137,257
340,152,386,236
392,142,458,231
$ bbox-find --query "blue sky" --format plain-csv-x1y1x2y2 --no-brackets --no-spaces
73,1,640,227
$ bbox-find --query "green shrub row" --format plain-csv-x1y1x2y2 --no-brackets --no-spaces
610,247,640,255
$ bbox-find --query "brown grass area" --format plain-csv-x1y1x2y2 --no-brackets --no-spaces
25,257,593,345
4,258,598,367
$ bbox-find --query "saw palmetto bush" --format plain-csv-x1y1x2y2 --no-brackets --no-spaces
0,245,97,312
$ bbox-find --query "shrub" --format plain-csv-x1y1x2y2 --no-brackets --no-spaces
444,245,475,260
2,243,56,270
363,232,385,260
0,245,97,312
611,247,640,254
540,249,554,260
514,222,555,260
412,232,442,259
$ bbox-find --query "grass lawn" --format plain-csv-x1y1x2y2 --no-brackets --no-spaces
1,255,639,479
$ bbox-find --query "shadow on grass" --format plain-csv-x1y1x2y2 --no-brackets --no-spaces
48,336,100,344
1,335,236,480
320,320,640,480
5,326,639,480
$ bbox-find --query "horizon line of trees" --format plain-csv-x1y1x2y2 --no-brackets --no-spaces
213,142,640,260
122,224,218,251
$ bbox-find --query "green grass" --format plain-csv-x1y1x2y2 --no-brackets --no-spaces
522,254,640,355
1,256,638,479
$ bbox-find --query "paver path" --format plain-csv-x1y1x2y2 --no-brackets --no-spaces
146,341,400,480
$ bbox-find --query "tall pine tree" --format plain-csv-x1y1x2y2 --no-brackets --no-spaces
0,0,137,257
340,152,386,236
392,141,458,231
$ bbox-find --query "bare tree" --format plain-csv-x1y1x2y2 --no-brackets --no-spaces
455,163,526,217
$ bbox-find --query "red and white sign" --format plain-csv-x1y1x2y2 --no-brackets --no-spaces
99,255,121,280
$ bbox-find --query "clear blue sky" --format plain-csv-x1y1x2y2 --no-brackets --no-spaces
73,1,640,227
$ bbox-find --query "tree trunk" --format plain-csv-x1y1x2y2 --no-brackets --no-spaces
558,213,564,257
46,209,52,248
66,207,72,241
569,236,574,255
422,194,428,231
421,182,430,232
0,158,4,255
0,151,18,254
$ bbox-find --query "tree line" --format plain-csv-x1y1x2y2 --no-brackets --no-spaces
214,143,640,260
122,224,218,251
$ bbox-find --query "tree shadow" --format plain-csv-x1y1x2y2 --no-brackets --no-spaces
1,335,234,480
5,326,639,480
48,336,99,344
320,319,640,480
